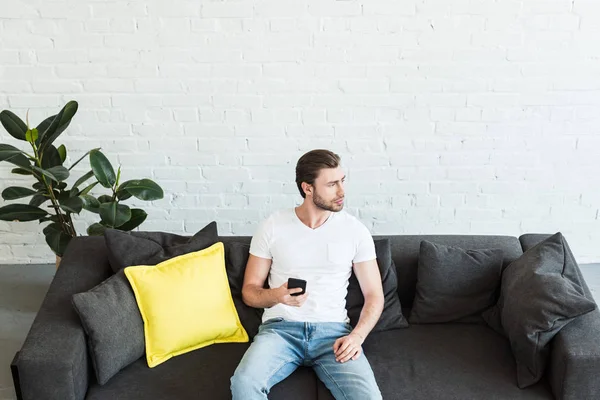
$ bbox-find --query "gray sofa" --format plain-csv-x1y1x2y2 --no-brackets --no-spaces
11,233,600,400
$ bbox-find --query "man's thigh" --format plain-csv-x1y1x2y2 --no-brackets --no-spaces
232,319,305,391
310,323,382,400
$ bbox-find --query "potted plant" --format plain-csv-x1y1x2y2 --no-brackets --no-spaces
0,100,164,266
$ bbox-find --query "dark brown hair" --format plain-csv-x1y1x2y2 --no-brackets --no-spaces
295,149,341,198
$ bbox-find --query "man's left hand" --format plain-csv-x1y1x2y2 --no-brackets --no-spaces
333,332,365,363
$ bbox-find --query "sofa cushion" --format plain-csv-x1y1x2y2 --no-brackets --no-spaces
317,324,552,400
104,221,218,273
482,232,597,388
124,243,249,368
409,240,504,324
346,238,408,332
71,270,144,385
224,241,264,339
85,342,319,400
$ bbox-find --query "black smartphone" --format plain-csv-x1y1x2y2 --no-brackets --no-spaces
287,278,307,296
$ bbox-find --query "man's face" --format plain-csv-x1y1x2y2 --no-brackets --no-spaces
310,167,346,212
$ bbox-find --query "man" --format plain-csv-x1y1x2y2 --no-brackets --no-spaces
230,149,384,400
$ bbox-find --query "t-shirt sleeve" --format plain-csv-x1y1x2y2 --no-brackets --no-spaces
353,222,376,264
249,218,273,260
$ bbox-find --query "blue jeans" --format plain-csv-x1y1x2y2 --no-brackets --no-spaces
231,318,382,400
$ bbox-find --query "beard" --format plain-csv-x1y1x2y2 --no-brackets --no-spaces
312,189,344,212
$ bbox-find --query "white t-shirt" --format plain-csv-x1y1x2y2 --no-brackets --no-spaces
249,208,377,323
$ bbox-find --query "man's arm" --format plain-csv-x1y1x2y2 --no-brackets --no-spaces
334,258,384,363
350,259,384,340
242,254,306,308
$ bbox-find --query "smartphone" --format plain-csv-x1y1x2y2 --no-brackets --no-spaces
287,278,307,296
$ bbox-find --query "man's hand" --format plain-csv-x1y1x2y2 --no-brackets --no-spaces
333,332,365,363
276,281,308,307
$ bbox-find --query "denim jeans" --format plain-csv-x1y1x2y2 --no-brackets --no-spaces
231,318,382,400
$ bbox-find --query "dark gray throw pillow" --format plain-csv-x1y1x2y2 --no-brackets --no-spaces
346,238,409,332
223,241,264,339
104,221,218,273
409,240,504,324
482,232,597,388
72,270,144,385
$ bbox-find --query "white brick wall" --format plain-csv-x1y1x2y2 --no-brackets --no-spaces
1,0,599,264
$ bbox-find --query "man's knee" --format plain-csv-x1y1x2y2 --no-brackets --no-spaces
231,369,261,393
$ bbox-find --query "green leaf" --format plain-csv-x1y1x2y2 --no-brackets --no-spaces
121,179,164,201
11,167,32,175
72,170,94,191
41,145,62,169
44,226,71,256
2,186,37,200
29,194,48,207
32,165,69,183
0,144,30,168
115,180,134,200
97,194,112,203
57,144,67,163
47,166,69,182
25,128,39,144
32,181,45,191
0,110,28,141
35,115,54,145
80,181,98,196
69,147,100,171
0,204,48,221
99,202,131,228
87,223,107,236
59,196,83,214
80,194,100,213
42,222,62,236
38,101,78,153
116,208,147,231
90,149,116,188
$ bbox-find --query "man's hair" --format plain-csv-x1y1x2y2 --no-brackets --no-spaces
295,149,341,198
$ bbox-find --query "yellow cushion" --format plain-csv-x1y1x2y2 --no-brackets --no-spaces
124,242,248,368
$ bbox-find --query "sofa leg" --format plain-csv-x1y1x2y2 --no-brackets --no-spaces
11,351,23,400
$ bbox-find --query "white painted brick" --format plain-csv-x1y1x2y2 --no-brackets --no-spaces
255,1,308,17
0,51,21,65
308,2,362,17
1,0,600,263
363,1,416,16
202,3,254,18
8,95,62,108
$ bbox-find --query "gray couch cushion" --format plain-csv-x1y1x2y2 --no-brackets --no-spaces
482,232,597,388
85,342,318,400
373,235,524,310
409,240,504,324
72,270,144,385
318,324,553,400
224,241,264,339
104,221,218,273
346,238,409,332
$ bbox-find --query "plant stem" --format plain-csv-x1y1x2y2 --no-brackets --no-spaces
32,142,75,237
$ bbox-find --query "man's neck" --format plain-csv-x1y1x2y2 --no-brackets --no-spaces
294,203,332,230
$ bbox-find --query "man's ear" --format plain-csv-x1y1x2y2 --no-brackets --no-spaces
302,182,312,197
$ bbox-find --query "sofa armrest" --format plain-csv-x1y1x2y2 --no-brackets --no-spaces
548,308,600,400
13,236,112,400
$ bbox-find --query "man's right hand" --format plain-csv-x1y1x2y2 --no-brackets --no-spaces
276,282,308,307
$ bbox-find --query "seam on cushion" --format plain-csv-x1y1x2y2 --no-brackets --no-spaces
313,361,350,400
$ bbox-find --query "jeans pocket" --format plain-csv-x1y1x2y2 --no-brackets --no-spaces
262,317,284,327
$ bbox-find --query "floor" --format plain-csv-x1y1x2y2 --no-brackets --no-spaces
0,264,599,400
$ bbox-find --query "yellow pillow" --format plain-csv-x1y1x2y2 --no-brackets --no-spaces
124,242,248,368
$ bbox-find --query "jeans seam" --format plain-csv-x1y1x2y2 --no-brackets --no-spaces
262,357,297,393
313,360,350,400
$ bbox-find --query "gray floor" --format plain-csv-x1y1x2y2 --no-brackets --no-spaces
0,264,599,400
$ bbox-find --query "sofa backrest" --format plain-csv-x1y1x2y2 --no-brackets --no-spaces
219,234,525,310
